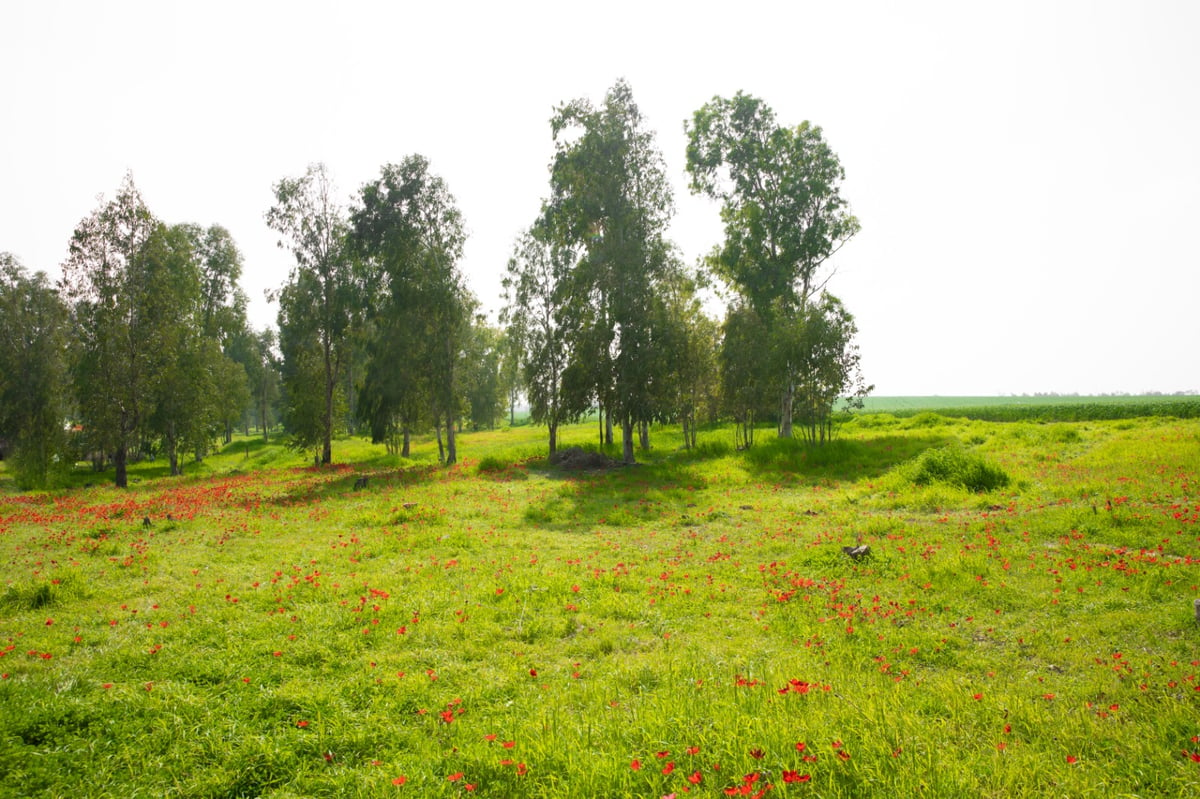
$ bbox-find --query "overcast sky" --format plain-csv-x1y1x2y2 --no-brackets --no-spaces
3,0,1196,395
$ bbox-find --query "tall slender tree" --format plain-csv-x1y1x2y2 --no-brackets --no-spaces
501,228,576,453
0,254,70,488
686,93,862,439
59,174,161,487
266,163,356,464
545,79,675,464
349,155,470,465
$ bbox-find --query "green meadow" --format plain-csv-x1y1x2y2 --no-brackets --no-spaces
1,412,1198,797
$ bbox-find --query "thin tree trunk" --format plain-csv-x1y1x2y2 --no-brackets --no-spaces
446,406,457,465
322,337,334,465
114,444,128,489
167,421,181,476
605,408,614,447
621,415,635,465
779,382,794,439
638,420,650,451
435,420,444,463
549,420,557,455
402,427,411,458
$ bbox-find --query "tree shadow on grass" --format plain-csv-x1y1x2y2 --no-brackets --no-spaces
519,433,955,532
739,434,953,482
520,452,716,532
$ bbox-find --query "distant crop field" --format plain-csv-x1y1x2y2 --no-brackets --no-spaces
859,395,1200,422
1,416,1198,797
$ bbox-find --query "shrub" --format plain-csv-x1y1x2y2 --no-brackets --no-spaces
476,456,507,473
905,412,951,428
901,444,1010,492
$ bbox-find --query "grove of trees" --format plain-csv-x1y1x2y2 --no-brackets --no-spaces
0,82,869,488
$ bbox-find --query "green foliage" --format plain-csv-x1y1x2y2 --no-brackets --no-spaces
686,92,859,311
545,79,676,464
899,443,1011,492
349,155,471,465
268,163,357,466
686,93,868,442
475,455,506,473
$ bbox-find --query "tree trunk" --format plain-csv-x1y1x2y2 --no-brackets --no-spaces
322,337,334,465
260,374,270,443
114,445,128,489
548,420,558,455
446,407,457,465
167,421,181,477
638,420,650,451
621,415,635,465
435,420,444,463
605,409,614,447
402,427,411,458
779,382,794,439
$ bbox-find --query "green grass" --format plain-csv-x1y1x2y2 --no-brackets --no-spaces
1,418,1198,797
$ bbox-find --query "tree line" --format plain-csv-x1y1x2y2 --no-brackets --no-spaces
0,81,870,489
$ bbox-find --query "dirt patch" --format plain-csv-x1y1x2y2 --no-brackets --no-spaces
548,447,620,471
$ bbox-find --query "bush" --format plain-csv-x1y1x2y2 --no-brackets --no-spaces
901,444,1010,492
476,456,507,473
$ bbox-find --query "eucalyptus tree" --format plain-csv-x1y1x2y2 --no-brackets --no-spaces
656,267,720,450
135,223,212,475
349,155,470,465
686,92,862,438
501,228,576,454
0,254,70,488
462,319,506,430
59,174,162,487
791,293,871,444
266,163,357,464
545,79,675,464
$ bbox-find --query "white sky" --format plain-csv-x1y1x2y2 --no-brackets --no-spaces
2,0,1196,395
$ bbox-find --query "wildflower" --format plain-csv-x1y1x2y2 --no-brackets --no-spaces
1066,755,1078,764
392,775,407,785
782,771,810,783
630,759,642,771
447,772,464,781
687,770,702,784
662,761,675,775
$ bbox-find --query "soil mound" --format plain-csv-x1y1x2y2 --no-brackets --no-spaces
548,447,618,471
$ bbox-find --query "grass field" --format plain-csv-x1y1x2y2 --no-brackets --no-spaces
1,413,1198,797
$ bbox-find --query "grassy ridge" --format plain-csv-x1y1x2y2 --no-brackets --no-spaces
1,417,1199,797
